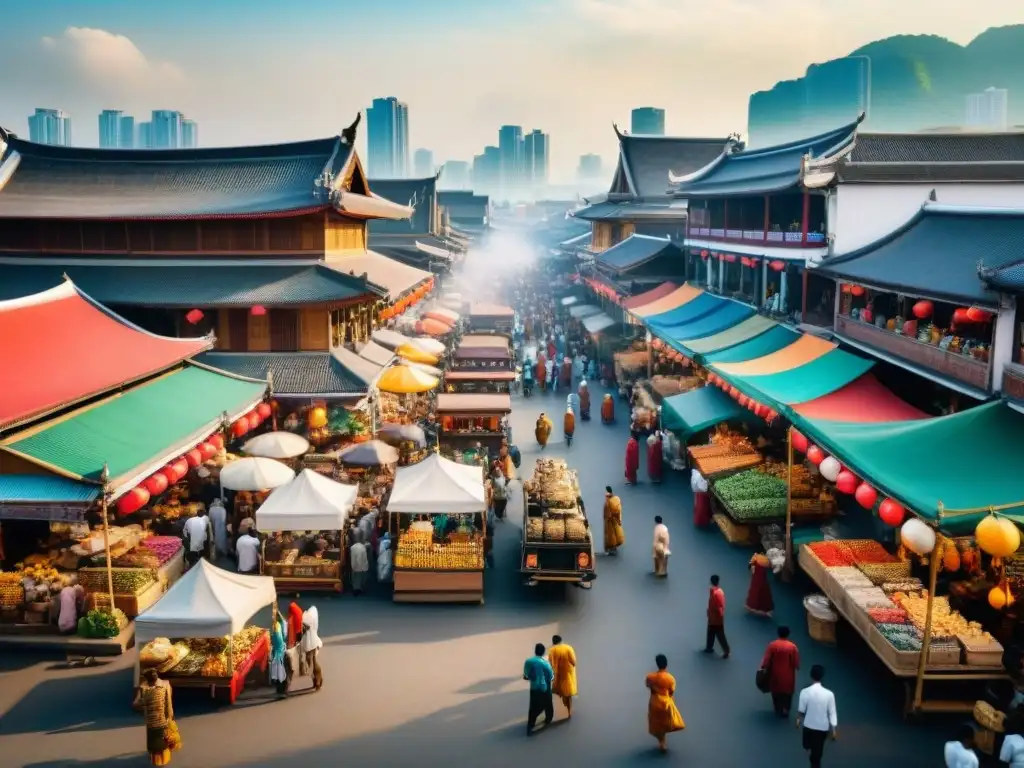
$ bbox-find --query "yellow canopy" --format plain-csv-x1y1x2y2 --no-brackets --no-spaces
396,343,439,365
377,364,439,394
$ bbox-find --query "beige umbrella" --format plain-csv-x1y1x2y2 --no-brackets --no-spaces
242,431,310,459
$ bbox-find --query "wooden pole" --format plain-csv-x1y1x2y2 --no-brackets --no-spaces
100,463,115,614
784,428,794,581
913,541,941,710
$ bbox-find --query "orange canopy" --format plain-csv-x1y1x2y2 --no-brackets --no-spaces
630,283,702,318
713,334,834,376
416,318,452,336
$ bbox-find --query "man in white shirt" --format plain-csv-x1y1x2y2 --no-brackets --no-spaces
944,724,979,768
652,515,670,577
236,530,261,575
795,664,837,768
350,533,369,596
182,509,210,568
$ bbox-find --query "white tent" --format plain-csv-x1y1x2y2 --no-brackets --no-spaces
412,337,446,356
387,453,486,514
371,329,410,350
135,560,276,642
219,457,295,491
359,340,395,367
255,469,357,532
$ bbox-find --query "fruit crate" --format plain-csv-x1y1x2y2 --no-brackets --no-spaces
712,513,758,547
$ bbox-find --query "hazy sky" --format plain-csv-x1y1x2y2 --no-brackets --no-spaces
0,0,1021,181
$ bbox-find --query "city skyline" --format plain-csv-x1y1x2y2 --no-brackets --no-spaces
0,2,1021,180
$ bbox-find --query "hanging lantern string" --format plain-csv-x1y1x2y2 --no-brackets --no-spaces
937,500,1024,519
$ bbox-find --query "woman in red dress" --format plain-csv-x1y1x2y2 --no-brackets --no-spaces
646,434,663,483
760,625,800,718
601,393,615,424
745,553,774,617
625,436,640,485
560,357,573,388
535,355,546,392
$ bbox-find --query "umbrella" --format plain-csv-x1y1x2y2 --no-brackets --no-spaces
242,431,310,459
416,318,452,336
396,343,439,365
377,422,427,447
412,337,446,356
219,457,295,491
334,440,399,466
424,309,458,325
377,364,439,394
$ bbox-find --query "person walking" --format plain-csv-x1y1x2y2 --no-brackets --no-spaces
548,634,577,719
652,516,670,577
646,433,664,483
235,528,261,574
745,551,775,617
999,717,1024,767
350,532,369,596
535,413,552,450
299,605,324,692
182,508,210,568
795,664,837,768
491,468,508,521
603,487,625,556
760,626,800,717
523,642,554,735
645,654,685,753
578,380,591,420
269,607,289,697
140,667,181,766
563,406,576,448
944,723,979,767
704,574,730,659
209,498,229,558
624,435,640,485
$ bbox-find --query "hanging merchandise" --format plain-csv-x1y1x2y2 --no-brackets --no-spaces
850,285,866,297
308,406,329,429
819,456,841,482
989,582,1015,610
170,458,189,481
975,515,1021,559
117,486,151,516
854,483,878,510
257,403,273,420
835,470,858,495
912,301,933,319
900,518,935,555
806,445,825,466
879,498,906,526
185,309,205,325
247,411,262,430
144,473,169,497
952,308,972,325
841,284,852,295
966,307,993,323
790,430,809,454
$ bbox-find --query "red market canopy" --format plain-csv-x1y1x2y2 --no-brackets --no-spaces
792,373,927,424
0,281,211,431
621,282,678,310
584,277,619,301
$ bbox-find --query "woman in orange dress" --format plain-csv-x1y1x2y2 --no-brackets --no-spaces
645,654,685,753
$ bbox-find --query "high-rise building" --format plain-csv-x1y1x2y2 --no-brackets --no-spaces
631,107,665,136
523,129,549,196
366,97,410,177
138,122,153,149
966,87,1009,131
119,116,135,148
181,119,198,149
98,110,124,148
413,148,434,178
151,110,182,149
498,125,524,201
28,108,72,146
440,160,471,190
472,146,501,197
577,153,603,181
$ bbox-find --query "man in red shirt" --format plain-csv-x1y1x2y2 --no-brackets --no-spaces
704,574,730,659
761,625,800,717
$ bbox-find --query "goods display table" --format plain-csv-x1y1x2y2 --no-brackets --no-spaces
156,630,270,704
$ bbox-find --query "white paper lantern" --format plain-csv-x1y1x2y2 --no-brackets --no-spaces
900,518,936,556
819,456,842,483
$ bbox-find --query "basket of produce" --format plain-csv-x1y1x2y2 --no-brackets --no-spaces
712,513,758,546
803,595,837,645
78,566,157,596
526,518,544,542
714,470,786,503
974,701,1006,733
565,517,589,543
0,572,24,608
76,608,128,639
857,560,911,585
543,518,566,543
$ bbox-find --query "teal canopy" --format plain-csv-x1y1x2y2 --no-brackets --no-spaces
730,349,875,406
644,291,721,327
661,386,749,436
660,302,756,349
701,325,800,364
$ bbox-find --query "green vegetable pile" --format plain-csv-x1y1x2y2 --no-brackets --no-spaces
714,470,787,521
77,608,128,638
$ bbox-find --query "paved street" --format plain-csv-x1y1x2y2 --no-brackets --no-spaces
0,385,952,768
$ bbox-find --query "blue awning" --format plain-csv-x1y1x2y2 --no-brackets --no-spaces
644,291,722,327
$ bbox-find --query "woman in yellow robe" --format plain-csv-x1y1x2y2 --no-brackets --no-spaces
603,486,625,555
645,654,684,753
548,635,577,718
535,414,552,449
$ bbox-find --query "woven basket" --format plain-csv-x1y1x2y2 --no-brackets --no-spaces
974,701,1006,733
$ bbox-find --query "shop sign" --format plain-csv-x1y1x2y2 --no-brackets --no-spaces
0,503,88,522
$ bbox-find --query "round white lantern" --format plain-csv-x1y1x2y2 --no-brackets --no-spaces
900,518,936,556
818,456,842,483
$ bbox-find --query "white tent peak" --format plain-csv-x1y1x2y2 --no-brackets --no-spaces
256,468,357,532
387,452,486,514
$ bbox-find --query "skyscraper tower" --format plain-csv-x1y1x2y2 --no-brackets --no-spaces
99,110,124,148
631,107,665,136
119,115,135,148
366,97,410,177
28,109,72,146
181,119,199,149
498,125,524,201
414,148,434,178
151,110,182,149
523,129,550,198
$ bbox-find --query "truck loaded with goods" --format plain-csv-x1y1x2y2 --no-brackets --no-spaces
521,459,596,587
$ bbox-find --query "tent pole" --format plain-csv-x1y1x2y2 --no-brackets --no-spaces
783,428,794,581
100,465,116,614
913,542,941,711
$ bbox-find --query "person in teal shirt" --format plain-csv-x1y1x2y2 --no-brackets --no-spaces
523,643,554,735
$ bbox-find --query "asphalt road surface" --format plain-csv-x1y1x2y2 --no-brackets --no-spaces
0,385,955,768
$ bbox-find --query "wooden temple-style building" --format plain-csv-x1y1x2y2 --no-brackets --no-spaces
0,119,434,402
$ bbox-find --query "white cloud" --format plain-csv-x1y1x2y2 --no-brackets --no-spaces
39,27,184,90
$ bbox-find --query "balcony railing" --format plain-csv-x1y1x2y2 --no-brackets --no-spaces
687,227,827,247
1003,362,1024,401
835,315,991,392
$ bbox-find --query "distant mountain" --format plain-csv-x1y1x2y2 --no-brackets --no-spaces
748,25,1024,148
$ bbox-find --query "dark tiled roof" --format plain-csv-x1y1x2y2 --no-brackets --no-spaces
369,234,456,272
195,352,366,396
368,177,437,234
675,118,861,198
617,133,729,198
596,234,681,272
0,261,374,306
572,199,688,221
850,131,1024,164
0,135,349,220
438,191,489,221
815,206,1024,305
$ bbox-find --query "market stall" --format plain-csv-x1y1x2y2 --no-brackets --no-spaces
468,303,515,334
387,453,487,604
435,393,512,455
521,459,595,586
451,342,513,373
376,422,429,466
443,369,516,394
255,469,357,592
335,440,398,518
134,561,275,704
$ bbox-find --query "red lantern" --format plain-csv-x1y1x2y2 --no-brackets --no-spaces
208,434,225,451
251,305,267,317
855,483,878,510
144,473,169,497
185,309,204,325
850,285,866,297
728,386,739,399
116,486,151,516
912,301,933,319
952,308,971,325
966,307,992,323
170,458,189,480
770,260,785,272
879,498,906,526
247,412,261,430
256,403,272,420
185,448,203,468
231,419,249,438
835,470,858,495
740,257,751,267
724,253,737,263
841,284,852,295
199,442,218,460
738,394,749,408
791,430,809,454
806,445,825,466
765,409,778,423
158,465,179,486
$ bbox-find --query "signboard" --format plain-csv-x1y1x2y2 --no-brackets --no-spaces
0,504,89,523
